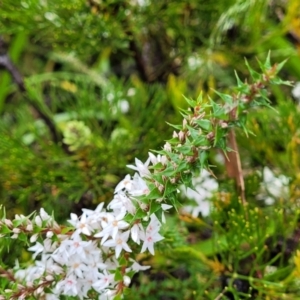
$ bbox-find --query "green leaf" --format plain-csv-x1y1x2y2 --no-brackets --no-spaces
214,90,233,105
18,232,28,243
180,172,193,189
182,95,197,108
134,208,147,219
234,70,244,88
164,180,178,196
0,225,11,234
149,201,162,215
199,150,208,169
244,58,261,81
118,255,127,266
274,59,288,74
264,51,272,70
114,269,123,281
193,135,210,147
146,187,162,200
13,219,25,227
165,122,182,130
210,98,226,118
176,144,193,156
196,92,204,104
196,119,212,131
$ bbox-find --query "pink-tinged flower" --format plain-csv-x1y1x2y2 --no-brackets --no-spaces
146,214,161,233
55,274,79,296
140,214,164,255
127,157,151,177
92,270,115,292
103,230,132,258
140,231,164,255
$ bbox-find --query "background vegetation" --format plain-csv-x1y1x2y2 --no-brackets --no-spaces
1,0,300,299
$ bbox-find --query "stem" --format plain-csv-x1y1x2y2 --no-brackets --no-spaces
225,129,246,206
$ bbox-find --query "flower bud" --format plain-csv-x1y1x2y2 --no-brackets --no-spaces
13,228,21,234
46,231,54,238
30,233,38,243
26,224,33,231
206,132,214,140
163,142,172,152
178,131,185,142
172,131,178,138
46,274,54,281
35,216,42,227
4,219,13,227
219,121,228,128
123,275,131,287
36,286,44,294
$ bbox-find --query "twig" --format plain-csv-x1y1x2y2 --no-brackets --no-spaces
0,37,60,144
214,288,226,300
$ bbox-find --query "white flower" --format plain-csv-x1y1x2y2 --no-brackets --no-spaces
103,230,132,258
123,275,131,286
129,173,150,196
68,213,93,236
95,209,129,243
55,274,79,297
292,81,300,101
45,293,60,300
148,152,167,166
98,288,117,300
92,270,115,292
30,233,38,243
126,259,151,272
161,204,173,223
127,157,151,177
108,192,136,215
66,255,89,279
28,242,44,259
131,223,145,245
140,214,164,255
163,142,172,152
118,99,130,113
259,167,289,205
115,174,132,193
180,170,218,217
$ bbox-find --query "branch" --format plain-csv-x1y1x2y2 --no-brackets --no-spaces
0,37,61,144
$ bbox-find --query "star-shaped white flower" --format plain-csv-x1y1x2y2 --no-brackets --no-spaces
127,157,151,177
102,230,132,258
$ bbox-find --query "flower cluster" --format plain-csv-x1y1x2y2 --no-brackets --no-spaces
5,154,174,299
